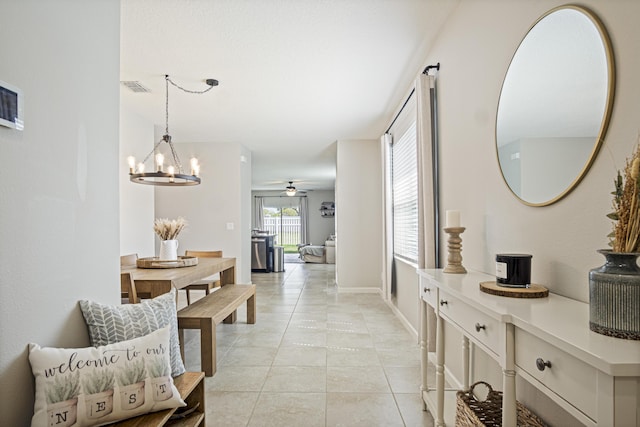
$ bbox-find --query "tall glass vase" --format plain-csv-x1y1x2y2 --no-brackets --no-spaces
589,249,640,340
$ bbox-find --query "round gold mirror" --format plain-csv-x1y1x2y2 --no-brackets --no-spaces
496,5,615,206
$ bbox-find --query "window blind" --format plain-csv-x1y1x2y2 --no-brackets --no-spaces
391,121,418,263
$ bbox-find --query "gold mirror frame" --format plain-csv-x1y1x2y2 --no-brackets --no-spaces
495,5,616,207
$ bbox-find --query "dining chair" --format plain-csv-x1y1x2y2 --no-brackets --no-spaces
183,250,223,305
120,272,139,304
119,253,151,303
120,253,138,268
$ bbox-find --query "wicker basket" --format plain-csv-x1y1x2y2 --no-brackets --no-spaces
455,381,546,427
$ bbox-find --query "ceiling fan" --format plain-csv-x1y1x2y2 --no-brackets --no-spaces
282,181,307,196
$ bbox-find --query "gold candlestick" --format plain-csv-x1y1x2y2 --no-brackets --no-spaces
443,227,467,274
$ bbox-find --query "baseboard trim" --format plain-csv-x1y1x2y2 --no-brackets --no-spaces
335,287,419,341
383,298,418,340
336,286,382,294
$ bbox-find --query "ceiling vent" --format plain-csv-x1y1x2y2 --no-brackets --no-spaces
120,81,150,93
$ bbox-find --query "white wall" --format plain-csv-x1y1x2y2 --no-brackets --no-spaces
306,190,336,244
239,146,252,281
392,260,420,330
154,142,252,284
413,1,640,424
119,105,155,257
336,140,383,289
420,0,640,303
0,2,121,425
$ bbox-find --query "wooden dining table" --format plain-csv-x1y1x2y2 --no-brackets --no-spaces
121,256,236,299
122,256,238,323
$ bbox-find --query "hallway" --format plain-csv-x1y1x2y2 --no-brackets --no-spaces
180,261,434,426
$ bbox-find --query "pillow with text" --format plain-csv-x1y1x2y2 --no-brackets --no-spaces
29,326,185,427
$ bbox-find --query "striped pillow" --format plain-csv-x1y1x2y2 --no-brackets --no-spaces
79,288,185,377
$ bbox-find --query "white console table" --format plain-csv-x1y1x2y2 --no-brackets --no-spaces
417,269,640,427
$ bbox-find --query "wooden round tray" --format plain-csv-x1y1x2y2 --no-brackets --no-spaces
479,281,548,298
136,256,198,269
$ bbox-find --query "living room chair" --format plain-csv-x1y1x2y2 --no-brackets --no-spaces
183,250,223,305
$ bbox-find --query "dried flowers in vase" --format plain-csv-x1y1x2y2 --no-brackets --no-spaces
590,143,640,340
608,144,640,252
153,217,187,241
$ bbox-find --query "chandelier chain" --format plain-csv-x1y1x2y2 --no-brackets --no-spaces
140,139,165,168
168,138,184,173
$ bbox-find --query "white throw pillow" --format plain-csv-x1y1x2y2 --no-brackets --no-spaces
79,288,185,377
29,326,185,427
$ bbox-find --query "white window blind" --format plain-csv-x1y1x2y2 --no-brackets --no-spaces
391,121,418,263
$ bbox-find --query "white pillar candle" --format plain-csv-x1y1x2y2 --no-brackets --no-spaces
446,210,460,228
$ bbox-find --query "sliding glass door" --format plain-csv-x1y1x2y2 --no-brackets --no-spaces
262,197,302,252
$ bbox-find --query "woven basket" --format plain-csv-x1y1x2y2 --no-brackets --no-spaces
455,381,546,427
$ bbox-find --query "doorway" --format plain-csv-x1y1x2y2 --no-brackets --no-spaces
262,197,302,254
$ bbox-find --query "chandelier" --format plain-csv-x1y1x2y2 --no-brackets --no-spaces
127,74,218,186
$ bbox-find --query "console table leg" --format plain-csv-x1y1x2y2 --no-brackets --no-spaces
420,300,428,411
462,336,470,391
435,312,445,427
502,323,517,427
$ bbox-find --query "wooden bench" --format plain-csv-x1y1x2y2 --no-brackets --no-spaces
177,284,256,376
112,371,205,427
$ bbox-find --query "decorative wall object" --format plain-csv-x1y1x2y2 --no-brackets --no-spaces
496,5,615,206
320,201,335,218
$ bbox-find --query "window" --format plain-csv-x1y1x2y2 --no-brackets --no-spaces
391,121,418,263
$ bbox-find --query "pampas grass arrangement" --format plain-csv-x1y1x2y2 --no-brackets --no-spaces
153,217,187,241
609,144,640,252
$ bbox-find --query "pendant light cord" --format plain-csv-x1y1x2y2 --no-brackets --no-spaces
165,75,170,135
166,75,217,94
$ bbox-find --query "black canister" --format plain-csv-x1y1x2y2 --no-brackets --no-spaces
495,254,532,287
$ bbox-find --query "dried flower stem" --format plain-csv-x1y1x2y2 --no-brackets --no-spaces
611,144,640,252
153,217,187,240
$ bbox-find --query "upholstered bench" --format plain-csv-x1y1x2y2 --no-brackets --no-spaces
177,284,256,376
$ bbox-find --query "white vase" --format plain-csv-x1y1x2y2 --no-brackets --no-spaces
159,240,179,261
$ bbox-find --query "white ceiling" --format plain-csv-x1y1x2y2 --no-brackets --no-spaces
120,0,454,191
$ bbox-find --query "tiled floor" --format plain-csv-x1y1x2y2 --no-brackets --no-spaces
179,261,435,427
